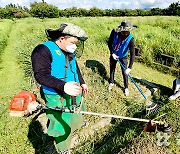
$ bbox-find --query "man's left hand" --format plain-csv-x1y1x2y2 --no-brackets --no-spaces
125,68,131,75
81,84,88,94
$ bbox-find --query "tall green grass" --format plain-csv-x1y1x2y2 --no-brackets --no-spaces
132,16,180,68
0,17,179,154
13,16,180,78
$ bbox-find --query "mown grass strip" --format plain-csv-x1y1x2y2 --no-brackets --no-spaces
0,20,33,154
0,19,13,63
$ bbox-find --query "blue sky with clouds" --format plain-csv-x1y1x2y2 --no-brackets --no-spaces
0,0,179,9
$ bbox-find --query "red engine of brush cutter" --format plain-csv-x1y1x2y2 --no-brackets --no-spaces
10,91,36,112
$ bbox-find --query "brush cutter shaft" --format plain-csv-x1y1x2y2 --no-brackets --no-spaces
52,107,160,124
79,111,160,123
118,60,147,99
40,105,160,124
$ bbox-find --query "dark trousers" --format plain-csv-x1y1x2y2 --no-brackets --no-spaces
109,55,128,88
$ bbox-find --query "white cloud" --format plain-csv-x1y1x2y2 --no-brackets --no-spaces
46,0,71,4
0,0,40,7
0,0,179,9
133,0,178,9
108,1,130,9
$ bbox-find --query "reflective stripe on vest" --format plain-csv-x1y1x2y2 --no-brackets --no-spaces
112,33,133,59
42,41,79,94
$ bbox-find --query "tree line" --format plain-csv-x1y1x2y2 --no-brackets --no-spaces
0,1,179,19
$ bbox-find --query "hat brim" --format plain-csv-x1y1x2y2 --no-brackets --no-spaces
46,23,88,41
116,26,137,32
46,28,63,40
46,28,88,41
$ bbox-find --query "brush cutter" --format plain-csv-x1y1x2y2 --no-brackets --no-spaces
117,60,161,116
9,91,171,133
39,105,171,132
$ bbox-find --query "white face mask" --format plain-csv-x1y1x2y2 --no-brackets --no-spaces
66,44,77,53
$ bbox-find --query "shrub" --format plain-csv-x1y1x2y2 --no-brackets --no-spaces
30,2,59,18
0,7,5,18
13,11,30,18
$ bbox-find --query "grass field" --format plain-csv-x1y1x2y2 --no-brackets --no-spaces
0,16,179,154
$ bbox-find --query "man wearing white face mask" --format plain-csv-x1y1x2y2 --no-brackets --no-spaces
31,23,88,153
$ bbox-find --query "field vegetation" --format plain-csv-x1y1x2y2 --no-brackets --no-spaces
0,16,179,153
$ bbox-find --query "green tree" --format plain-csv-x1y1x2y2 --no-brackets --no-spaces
104,9,112,16
78,8,88,17
30,2,59,18
5,3,18,9
111,9,118,16
135,9,147,16
0,7,5,18
166,1,180,15
64,7,79,17
88,7,104,16
150,8,163,15
4,4,20,18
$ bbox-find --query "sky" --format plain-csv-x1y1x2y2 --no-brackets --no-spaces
0,0,179,10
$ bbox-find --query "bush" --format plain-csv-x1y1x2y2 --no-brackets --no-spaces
0,7,5,18
5,5,21,18
30,2,59,18
0,4,30,19
13,11,30,18
88,7,105,16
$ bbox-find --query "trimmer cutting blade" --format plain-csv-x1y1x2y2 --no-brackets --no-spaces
157,122,173,132
146,101,161,117
144,120,173,132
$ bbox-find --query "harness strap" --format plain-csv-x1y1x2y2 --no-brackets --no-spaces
71,96,77,106
64,55,69,82
64,55,77,108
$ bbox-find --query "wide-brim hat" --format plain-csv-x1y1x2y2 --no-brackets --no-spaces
115,20,137,32
46,23,88,41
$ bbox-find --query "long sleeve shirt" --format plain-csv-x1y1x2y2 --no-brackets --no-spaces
31,44,85,94
108,29,135,69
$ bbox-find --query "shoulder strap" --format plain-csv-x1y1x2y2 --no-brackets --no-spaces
64,55,69,82
125,34,133,42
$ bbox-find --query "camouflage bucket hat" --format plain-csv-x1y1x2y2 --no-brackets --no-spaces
116,20,137,32
46,23,88,41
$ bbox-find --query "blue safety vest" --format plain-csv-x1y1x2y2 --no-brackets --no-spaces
112,33,133,59
42,41,80,94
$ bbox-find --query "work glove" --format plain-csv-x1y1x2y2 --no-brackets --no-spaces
112,53,119,60
125,68,131,75
81,84,88,94
64,81,82,96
